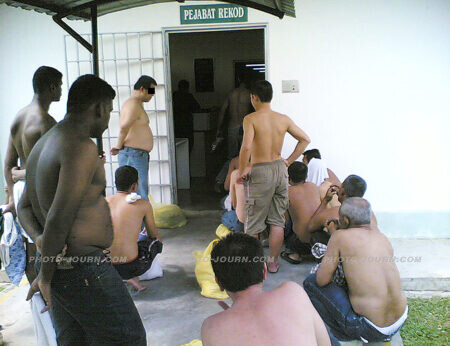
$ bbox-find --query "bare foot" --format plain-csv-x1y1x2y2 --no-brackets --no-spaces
127,278,147,291
267,262,280,273
289,253,301,261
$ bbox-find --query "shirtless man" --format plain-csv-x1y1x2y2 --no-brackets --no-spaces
202,233,331,346
21,75,146,344
107,165,162,291
306,175,378,244
216,77,253,159
304,198,408,343
239,80,311,273
4,66,62,282
111,75,157,201
281,162,321,264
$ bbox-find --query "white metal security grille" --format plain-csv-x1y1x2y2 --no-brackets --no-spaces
64,31,173,204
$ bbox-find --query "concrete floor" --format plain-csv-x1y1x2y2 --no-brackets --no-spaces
1,214,448,345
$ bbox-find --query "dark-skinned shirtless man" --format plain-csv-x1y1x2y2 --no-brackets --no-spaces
304,198,408,343
20,75,146,345
239,80,311,273
4,66,62,283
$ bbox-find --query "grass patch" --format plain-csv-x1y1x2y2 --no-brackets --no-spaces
401,297,449,345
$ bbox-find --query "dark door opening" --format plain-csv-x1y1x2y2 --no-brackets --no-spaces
168,28,265,210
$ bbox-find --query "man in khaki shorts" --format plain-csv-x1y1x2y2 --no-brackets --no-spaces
239,80,311,273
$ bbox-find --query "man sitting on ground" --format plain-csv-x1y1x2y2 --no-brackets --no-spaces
106,165,162,291
302,149,340,185
202,233,331,346
282,162,321,264
303,198,408,343
306,175,377,244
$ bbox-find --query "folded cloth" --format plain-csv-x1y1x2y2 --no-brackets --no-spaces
306,158,329,186
310,242,346,287
13,180,33,243
0,208,26,285
126,192,142,204
30,293,57,346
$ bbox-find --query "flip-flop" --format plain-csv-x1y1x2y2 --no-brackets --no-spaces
267,263,280,274
281,251,303,265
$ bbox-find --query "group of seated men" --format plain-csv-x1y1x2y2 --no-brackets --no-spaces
218,149,407,345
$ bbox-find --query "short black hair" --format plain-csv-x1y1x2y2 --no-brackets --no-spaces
32,66,62,93
303,149,321,163
134,75,157,90
115,165,138,191
342,175,367,197
67,74,115,114
178,79,189,90
211,233,264,293
288,161,308,184
250,80,273,103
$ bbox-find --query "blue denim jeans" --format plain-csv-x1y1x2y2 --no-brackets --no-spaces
118,146,149,201
303,274,401,343
48,250,146,345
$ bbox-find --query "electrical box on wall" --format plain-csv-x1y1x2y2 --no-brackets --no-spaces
282,80,299,93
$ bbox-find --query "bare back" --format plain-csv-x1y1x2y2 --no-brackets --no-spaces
337,229,407,326
202,282,330,346
106,194,147,263
26,122,113,256
227,87,252,128
246,110,290,164
289,182,321,237
121,98,153,152
11,104,57,167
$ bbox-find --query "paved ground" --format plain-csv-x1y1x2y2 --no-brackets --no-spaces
0,214,448,345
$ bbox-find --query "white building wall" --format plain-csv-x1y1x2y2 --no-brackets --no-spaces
1,0,449,237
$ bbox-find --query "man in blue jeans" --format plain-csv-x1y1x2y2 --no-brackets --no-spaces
21,75,146,345
303,198,408,343
111,75,157,201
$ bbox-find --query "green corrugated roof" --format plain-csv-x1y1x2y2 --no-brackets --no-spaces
0,0,295,20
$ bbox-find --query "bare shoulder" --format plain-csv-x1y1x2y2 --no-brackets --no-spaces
121,97,140,112
278,281,306,296
136,199,152,210
201,312,224,339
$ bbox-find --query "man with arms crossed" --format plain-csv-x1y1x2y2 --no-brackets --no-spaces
21,75,146,344
4,66,62,282
239,80,311,273
282,162,321,264
111,75,157,201
202,233,330,346
107,165,162,291
304,198,408,343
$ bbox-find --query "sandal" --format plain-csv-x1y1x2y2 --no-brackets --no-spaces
281,251,303,265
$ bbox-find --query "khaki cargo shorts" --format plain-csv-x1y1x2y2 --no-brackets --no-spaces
244,160,289,235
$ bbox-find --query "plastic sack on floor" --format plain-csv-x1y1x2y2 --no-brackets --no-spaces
183,339,203,346
193,238,229,300
139,256,163,281
215,224,231,239
149,194,187,229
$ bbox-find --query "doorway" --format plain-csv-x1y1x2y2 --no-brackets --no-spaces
165,26,266,209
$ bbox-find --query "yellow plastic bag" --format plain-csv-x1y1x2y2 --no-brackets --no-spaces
194,238,229,300
182,340,203,346
148,194,187,229
154,204,187,229
215,224,231,239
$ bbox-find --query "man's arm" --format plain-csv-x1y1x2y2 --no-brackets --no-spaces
11,167,26,183
230,171,238,209
316,234,341,286
215,97,229,137
238,116,254,178
285,118,311,165
143,202,161,242
224,157,238,191
4,137,19,214
18,186,44,249
111,103,139,154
